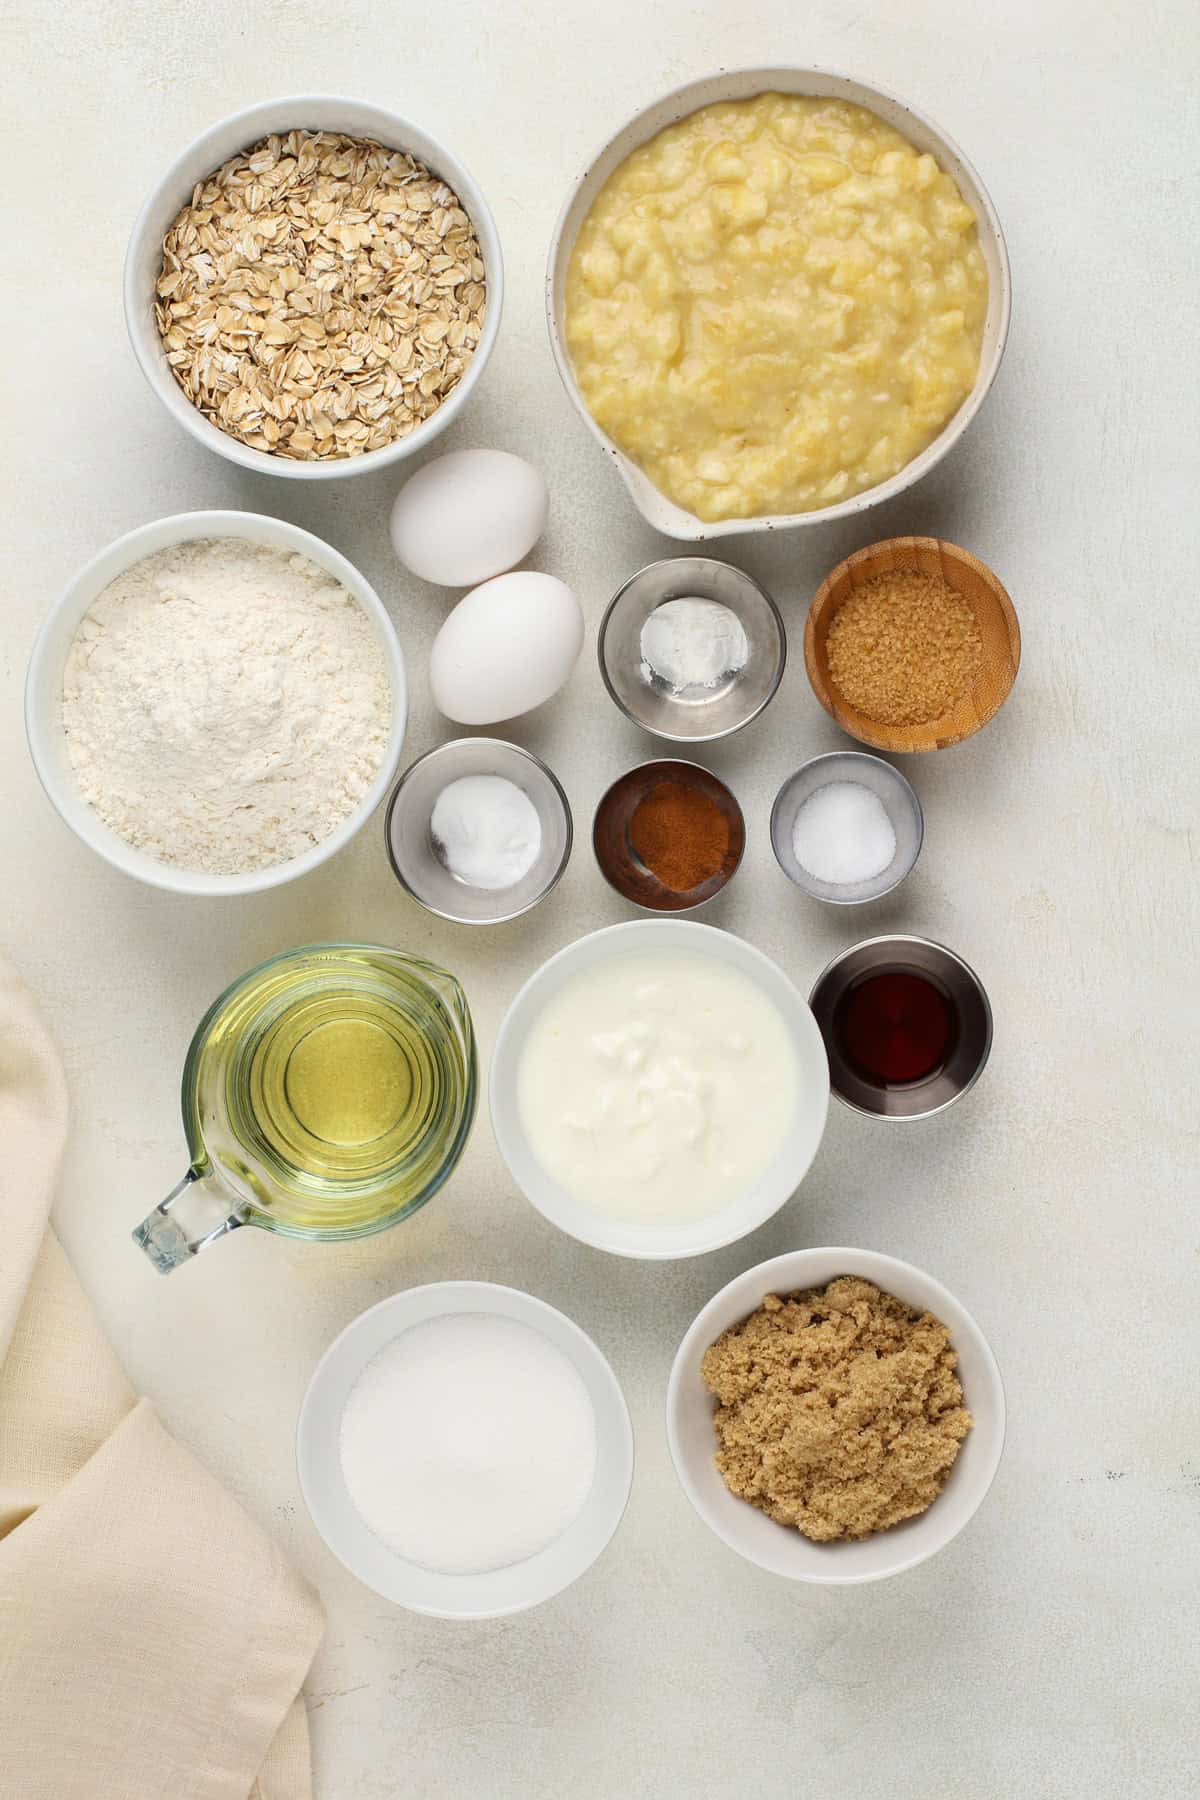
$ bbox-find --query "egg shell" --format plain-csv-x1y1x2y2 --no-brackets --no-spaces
390,448,549,587
430,572,584,725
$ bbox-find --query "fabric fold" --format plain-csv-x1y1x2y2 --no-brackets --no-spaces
0,960,323,1799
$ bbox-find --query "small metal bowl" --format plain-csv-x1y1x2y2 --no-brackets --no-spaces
809,935,992,1120
598,558,785,743
593,759,745,912
771,751,923,905
385,739,572,925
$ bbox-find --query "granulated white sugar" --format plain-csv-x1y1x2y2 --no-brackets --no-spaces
338,1313,597,1575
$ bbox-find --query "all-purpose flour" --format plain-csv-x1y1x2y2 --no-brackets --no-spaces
62,538,391,875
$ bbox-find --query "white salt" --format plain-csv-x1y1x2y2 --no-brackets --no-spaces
640,597,749,692
430,774,542,890
338,1313,597,1575
792,781,897,886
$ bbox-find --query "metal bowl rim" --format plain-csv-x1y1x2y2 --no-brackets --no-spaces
808,931,993,1118
597,558,787,744
769,751,925,906
383,737,574,926
591,755,746,914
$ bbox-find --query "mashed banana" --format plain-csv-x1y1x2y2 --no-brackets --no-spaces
565,94,988,522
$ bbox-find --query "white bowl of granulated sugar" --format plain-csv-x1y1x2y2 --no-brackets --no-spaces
297,1281,635,1618
25,510,407,896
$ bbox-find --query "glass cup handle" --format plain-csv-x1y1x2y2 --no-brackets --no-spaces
132,1171,243,1274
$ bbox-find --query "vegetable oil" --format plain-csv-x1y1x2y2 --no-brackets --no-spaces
181,944,476,1237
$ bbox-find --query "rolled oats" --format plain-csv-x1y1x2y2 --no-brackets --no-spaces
154,130,487,462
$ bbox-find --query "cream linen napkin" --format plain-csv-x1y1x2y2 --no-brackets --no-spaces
0,961,325,1799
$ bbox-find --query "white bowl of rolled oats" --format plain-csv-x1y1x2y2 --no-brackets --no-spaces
125,96,502,478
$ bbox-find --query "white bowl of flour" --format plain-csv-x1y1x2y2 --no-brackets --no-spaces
26,511,407,895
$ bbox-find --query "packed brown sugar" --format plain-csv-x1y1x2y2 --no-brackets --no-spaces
700,1277,971,1542
826,569,983,727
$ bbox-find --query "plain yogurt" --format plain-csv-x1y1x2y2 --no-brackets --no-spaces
516,951,800,1224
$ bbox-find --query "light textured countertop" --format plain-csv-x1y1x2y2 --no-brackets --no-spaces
4,3,1197,1795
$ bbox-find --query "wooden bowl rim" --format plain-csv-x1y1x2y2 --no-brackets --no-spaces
802,536,1020,753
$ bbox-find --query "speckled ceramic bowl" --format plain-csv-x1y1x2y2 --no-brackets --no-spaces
547,67,1010,540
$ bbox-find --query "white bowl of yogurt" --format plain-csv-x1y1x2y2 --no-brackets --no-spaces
489,920,830,1259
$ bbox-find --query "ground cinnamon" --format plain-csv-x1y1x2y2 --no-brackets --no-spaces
628,779,730,893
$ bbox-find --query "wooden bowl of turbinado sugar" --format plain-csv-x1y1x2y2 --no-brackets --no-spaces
804,536,1020,753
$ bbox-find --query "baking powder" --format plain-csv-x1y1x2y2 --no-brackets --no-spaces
639,596,749,691
430,773,542,889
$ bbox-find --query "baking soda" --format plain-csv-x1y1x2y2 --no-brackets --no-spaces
430,774,542,889
338,1313,597,1575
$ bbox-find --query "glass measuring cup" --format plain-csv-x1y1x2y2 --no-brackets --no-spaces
134,944,477,1273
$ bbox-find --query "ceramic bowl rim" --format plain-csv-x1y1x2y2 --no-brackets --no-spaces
296,1279,635,1618
666,1245,1006,1583
489,918,830,1259
545,65,1011,540
24,509,407,896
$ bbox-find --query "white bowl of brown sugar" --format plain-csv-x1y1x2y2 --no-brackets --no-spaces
124,96,502,479
667,1247,1005,1584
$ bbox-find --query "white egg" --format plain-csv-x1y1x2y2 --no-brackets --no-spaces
430,572,584,724
390,448,549,587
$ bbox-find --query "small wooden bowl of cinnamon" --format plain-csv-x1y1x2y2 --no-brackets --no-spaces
593,760,745,912
804,536,1020,754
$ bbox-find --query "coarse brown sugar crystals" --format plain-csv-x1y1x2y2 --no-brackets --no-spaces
826,568,983,726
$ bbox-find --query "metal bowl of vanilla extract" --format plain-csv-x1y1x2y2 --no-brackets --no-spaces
809,934,992,1120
